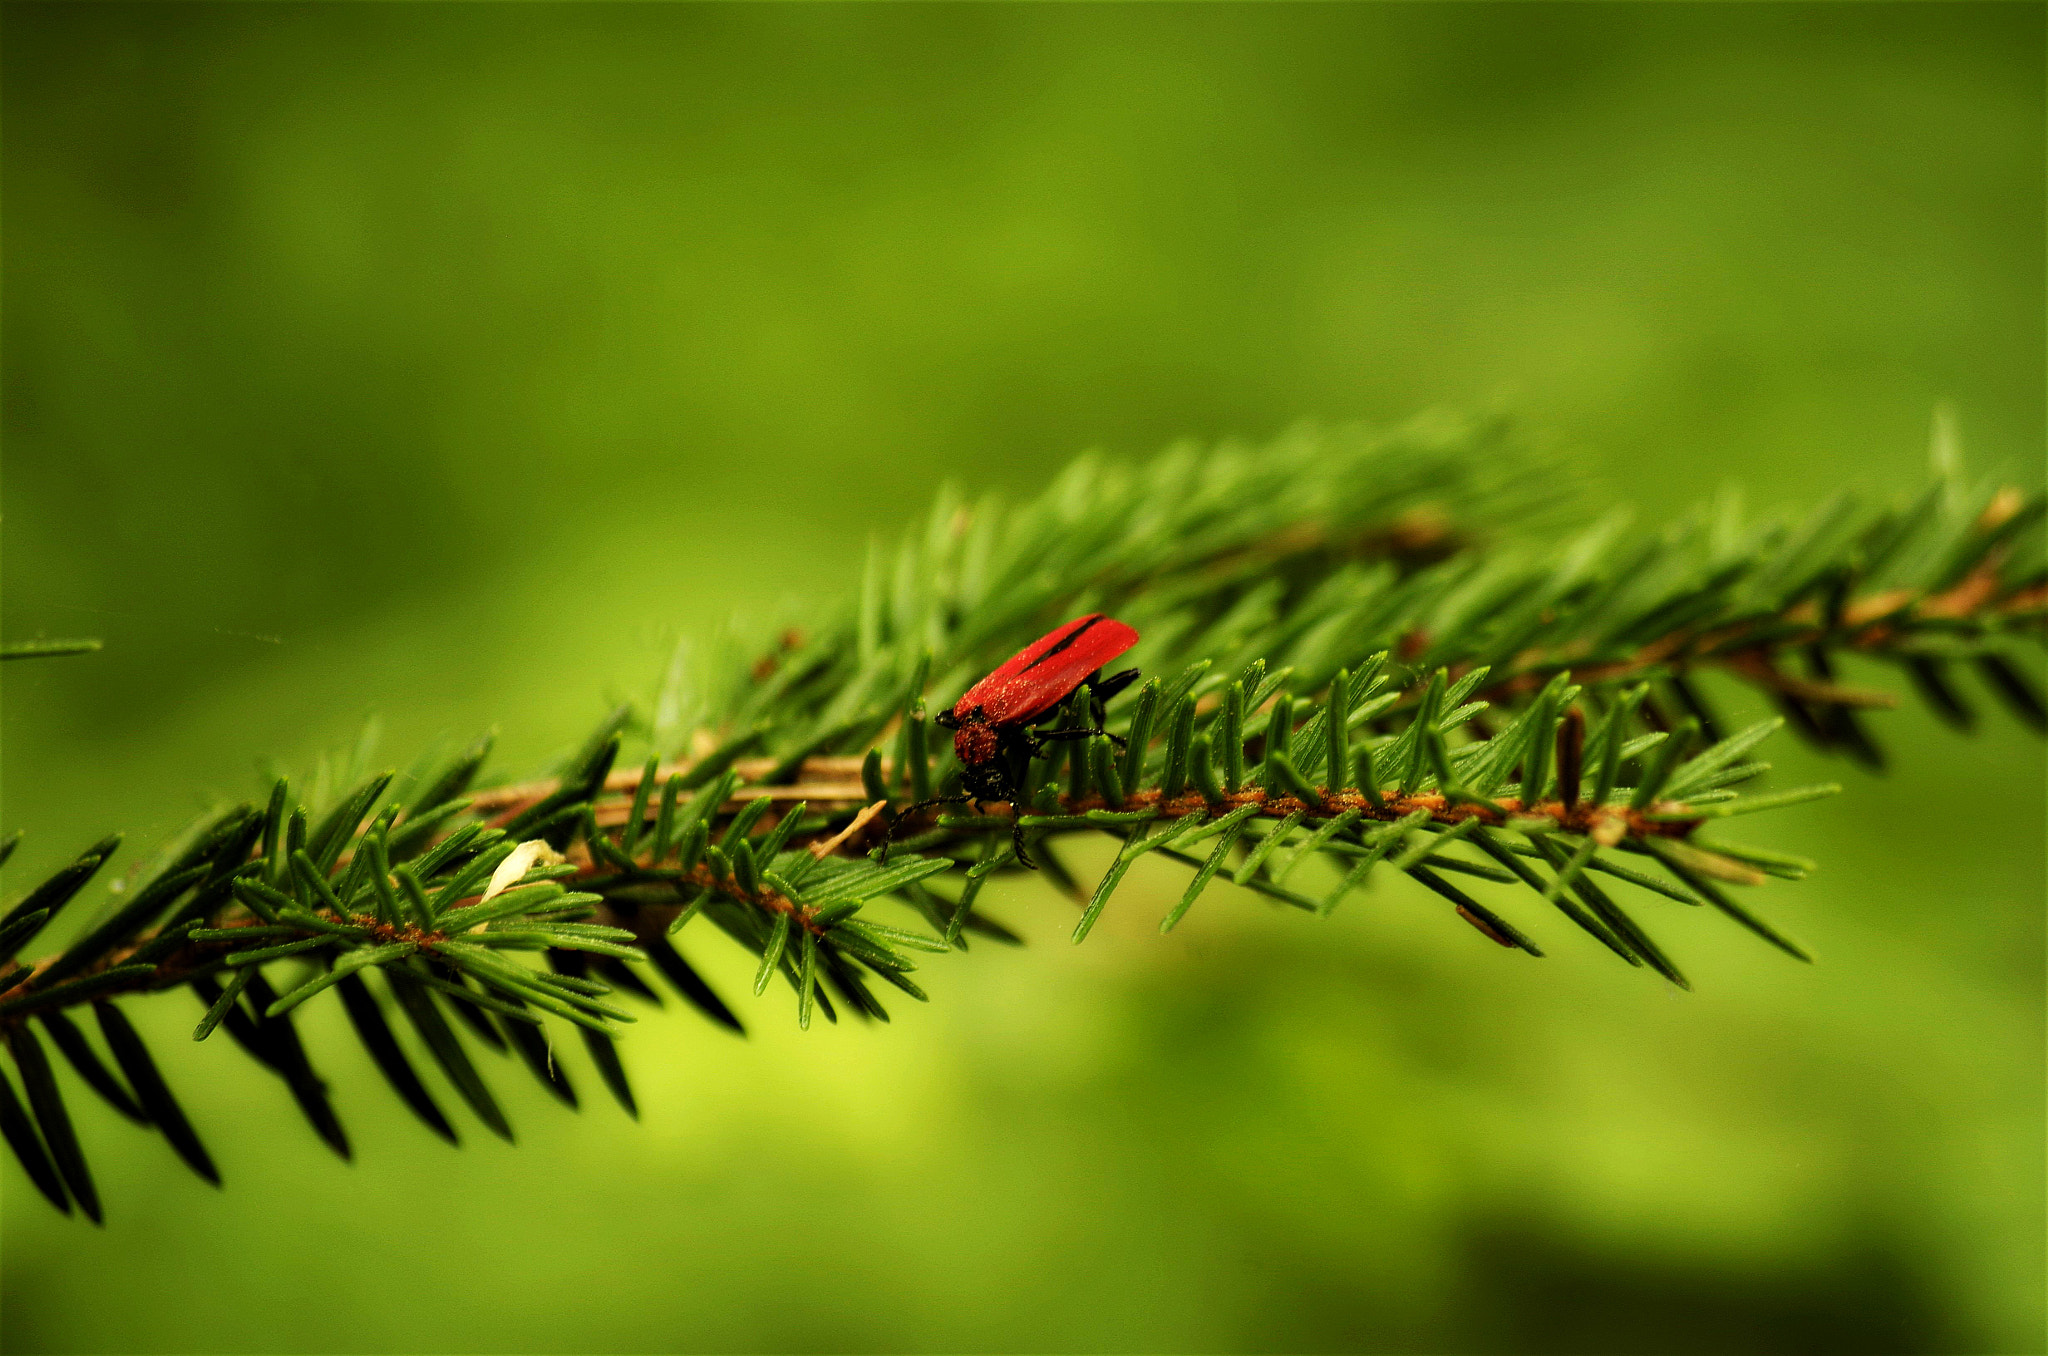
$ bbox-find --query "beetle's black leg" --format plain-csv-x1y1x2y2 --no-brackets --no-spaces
1083,668,1140,741
1091,667,1141,707
1027,727,1099,749
1029,726,1127,755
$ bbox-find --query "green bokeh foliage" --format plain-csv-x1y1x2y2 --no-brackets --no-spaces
2,5,2042,1352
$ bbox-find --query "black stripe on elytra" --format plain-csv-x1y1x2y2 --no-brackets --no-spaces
1018,615,1103,674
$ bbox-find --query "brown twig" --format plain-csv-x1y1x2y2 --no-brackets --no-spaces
899,784,1696,842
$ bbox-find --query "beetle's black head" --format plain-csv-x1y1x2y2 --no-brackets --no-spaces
934,707,960,731
957,749,1014,803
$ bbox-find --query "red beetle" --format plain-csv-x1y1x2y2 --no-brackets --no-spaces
892,613,1141,866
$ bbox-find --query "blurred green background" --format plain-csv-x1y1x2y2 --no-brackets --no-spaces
3,4,2042,1352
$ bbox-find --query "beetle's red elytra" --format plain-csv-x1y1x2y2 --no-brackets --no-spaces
891,613,1142,867
945,611,1139,753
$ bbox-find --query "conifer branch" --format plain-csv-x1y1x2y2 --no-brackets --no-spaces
2,415,2037,1221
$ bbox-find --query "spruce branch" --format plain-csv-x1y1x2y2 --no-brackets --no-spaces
2,416,2038,1220
1460,483,2046,760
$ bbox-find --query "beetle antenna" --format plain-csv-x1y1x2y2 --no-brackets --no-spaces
882,794,973,862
